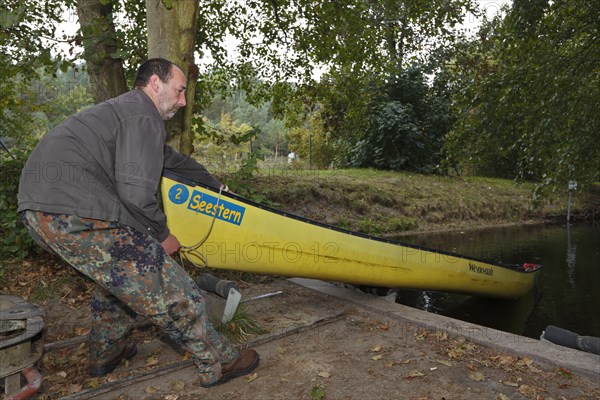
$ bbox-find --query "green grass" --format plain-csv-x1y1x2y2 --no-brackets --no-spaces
211,304,268,343
221,168,599,236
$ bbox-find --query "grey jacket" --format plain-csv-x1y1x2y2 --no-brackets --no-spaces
18,89,221,242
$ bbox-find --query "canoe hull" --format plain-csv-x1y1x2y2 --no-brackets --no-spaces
161,173,541,298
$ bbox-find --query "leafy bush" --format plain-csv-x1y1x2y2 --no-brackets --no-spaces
349,68,453,173
0,151,35,259
0,66,92,260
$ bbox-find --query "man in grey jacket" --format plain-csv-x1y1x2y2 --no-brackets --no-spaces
18,58,259,387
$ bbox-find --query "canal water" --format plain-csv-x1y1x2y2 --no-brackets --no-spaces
393,223,600,339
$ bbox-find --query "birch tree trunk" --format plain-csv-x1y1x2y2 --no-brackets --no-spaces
76,0,128,102
146,0,199,155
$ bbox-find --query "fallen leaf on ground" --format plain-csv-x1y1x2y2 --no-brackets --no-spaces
502,381,519,387
467,363,479,372
371,355,382,361
146,355,159,368
491,355,515,365
518,384,536,397
75,342,87,355
74,326,90,336
405,370,424,379
53,356,69,367
246,372,258,383
371,344,382,352
516,357,533,367
557,367,573,378
86,378,101,389
495,394,510,400
434,331,448,341
437,359,453,367
464,343,477,352
69,384,82,394
447,349,464,359
529,365,542,373
318,371,331,378
468,371,485,381
145,386,158,393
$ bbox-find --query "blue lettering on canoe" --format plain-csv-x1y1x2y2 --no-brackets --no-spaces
187,190,245,226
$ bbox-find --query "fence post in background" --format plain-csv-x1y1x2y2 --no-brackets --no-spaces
309,133,313,170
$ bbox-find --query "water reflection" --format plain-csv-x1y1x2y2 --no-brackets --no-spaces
392,223,600,339
566,223,576,289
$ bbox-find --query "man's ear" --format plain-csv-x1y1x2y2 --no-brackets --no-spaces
148,74,161,93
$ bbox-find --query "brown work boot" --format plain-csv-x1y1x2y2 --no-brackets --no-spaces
88,342,137,377
201,349,260,387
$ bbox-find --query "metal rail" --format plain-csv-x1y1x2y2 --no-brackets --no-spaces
58,312,345,400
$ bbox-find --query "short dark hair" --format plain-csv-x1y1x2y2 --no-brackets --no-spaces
134,58,183,88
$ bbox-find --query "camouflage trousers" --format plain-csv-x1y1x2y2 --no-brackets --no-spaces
21,210,239,385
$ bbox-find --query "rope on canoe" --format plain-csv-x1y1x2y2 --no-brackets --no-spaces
178,185,224,268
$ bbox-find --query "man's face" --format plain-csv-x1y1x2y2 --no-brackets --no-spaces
156,67,187,120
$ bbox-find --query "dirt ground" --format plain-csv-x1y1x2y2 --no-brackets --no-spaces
2,263,599,400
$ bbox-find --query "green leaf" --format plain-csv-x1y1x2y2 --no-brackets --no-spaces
59,60,70,73
310,384,326,400
0,4,25,29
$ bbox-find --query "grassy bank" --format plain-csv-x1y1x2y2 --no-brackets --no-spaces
225,168,599,236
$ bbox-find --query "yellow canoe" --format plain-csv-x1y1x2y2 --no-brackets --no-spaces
161,172,542,298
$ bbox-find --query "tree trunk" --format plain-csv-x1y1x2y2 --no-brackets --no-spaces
146,0,199,155
76,0,128,102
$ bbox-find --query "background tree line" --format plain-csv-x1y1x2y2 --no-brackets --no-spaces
1,0,599,257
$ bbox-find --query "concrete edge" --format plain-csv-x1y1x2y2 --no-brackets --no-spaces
289,278,600,381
